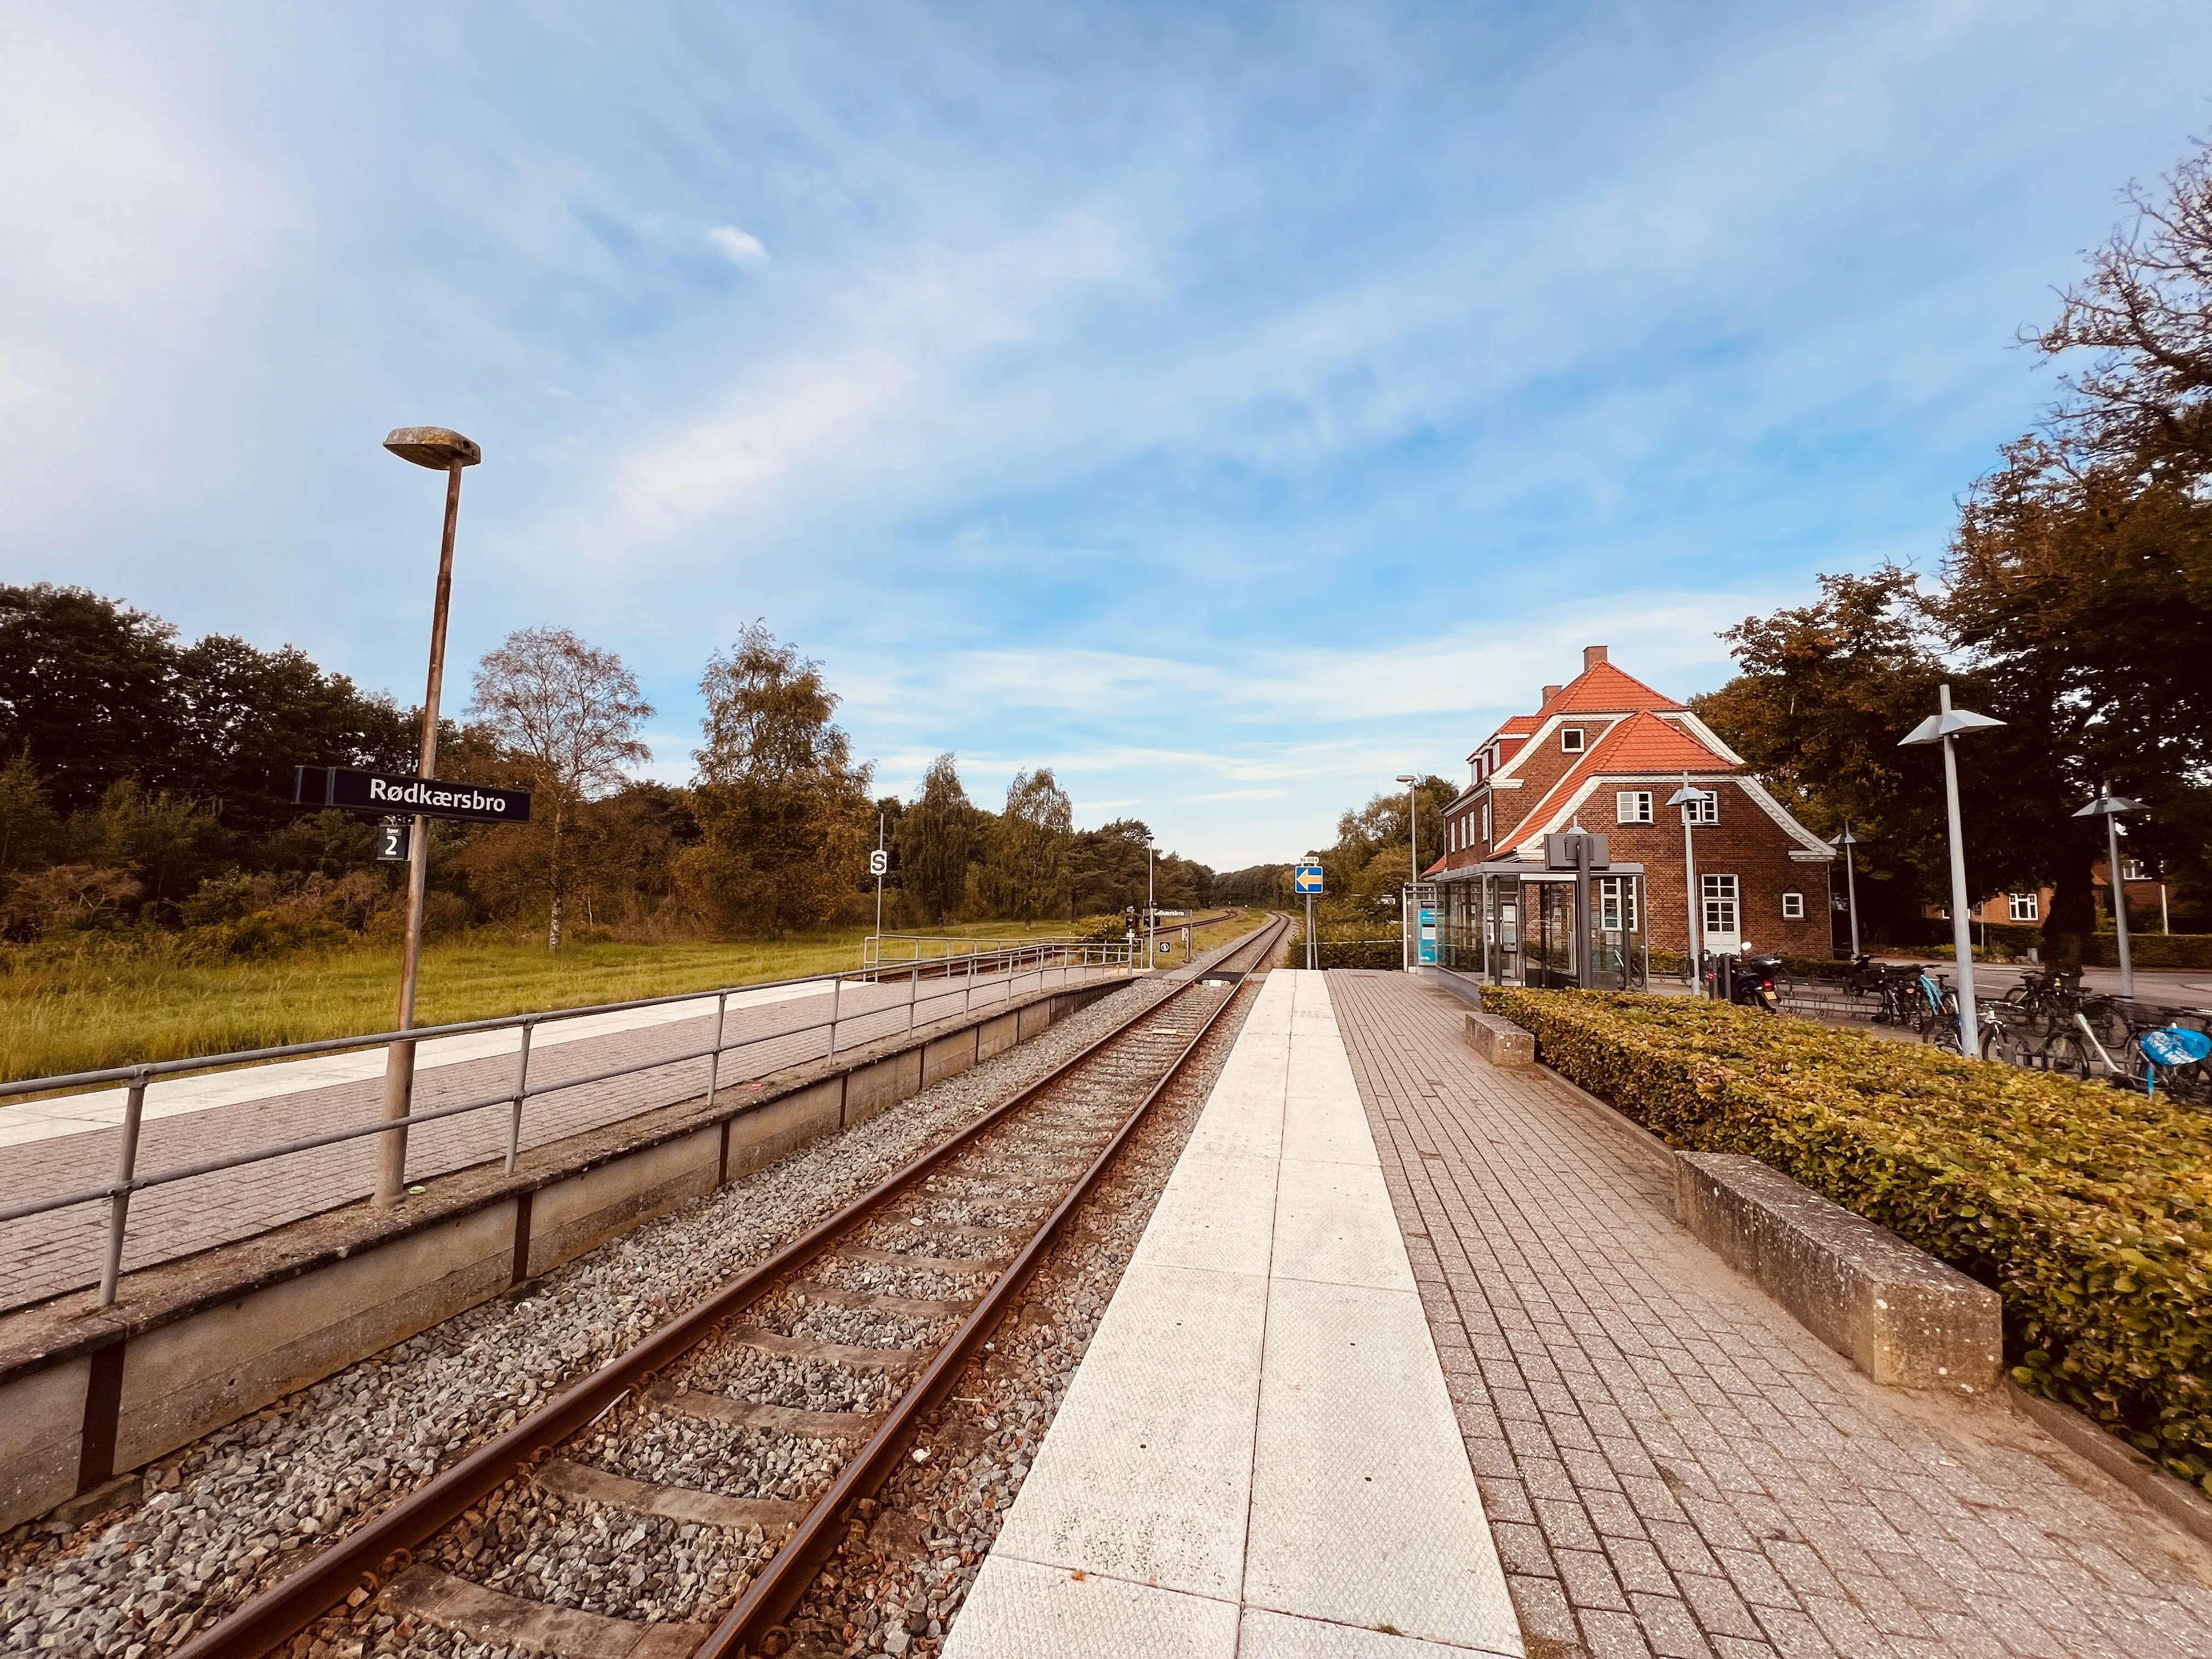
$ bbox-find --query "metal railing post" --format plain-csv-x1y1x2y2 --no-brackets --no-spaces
706,992,727,1110
504,1020,537,1175
965,950,974,1014
827,973,842,1058
907,962,917,1032
98,1069,150,1306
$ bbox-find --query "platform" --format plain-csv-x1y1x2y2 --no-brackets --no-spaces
1325,970,2212,1658
947,969,1522,1658
0,961,1120,1312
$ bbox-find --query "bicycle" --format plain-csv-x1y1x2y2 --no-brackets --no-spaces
2039,1007,2212,1099
1913,968,1964,1054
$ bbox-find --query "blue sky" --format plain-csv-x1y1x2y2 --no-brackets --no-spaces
3,3,2209,867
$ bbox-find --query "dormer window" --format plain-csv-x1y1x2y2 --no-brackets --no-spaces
1560,727,1585,753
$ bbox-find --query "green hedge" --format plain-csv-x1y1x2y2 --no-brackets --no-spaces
1480,985,2212,1491
2080,932,2212,970
1308,938,1403,969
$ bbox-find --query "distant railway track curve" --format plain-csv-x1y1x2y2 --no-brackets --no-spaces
177,915,1290,1659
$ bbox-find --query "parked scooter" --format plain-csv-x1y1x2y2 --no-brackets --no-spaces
1729,945,1786,1014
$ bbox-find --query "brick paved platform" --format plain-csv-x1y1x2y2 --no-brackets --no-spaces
1330,969,2212,1659
0,963,1117,1312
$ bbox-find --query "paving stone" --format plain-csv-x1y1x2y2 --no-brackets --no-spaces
1326,972,2212,1659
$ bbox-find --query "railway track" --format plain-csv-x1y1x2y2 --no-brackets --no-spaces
179,916,1289,1659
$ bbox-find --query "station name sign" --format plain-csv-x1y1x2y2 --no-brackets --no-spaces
294,766,532,823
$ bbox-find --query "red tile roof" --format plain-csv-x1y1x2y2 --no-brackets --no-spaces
1542,661,1682,714
1497,710,1731,848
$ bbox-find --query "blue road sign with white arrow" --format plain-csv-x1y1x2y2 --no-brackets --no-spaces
1294,863,1325,895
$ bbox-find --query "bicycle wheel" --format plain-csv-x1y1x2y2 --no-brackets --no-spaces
2039,1030,2092,1079
1980,1019,2029,1066
2082,998,2132,1054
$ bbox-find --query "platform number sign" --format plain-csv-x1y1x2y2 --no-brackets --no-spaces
870,848,888,878
375,818,410,864
1294,862,1325,895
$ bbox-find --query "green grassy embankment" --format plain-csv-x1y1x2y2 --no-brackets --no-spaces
0,912,1262,1084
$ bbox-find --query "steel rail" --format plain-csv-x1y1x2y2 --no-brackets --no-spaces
701,913,1288,1656
171,918,1282,1659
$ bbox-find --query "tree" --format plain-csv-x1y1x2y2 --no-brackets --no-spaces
898,755,977,925
174,634,412,839
980,769,1072,921
1068,819,1153,917
467,628,655,950
0,751,61,874
682,624,872,937
0,585,184,814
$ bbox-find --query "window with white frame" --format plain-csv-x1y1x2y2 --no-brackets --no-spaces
1596,876,1638,932
2122,858,2149,882
1560,727,1585,753
1702,874,1739,938
1616,790,1652,824
1481,802,1491,844
1781,891,1805,920
1683,789,1718,824
2008,892,2040,922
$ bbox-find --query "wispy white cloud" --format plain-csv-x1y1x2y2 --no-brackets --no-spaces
705,225,770,267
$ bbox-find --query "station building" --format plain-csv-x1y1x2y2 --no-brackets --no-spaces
1421,646,1835,984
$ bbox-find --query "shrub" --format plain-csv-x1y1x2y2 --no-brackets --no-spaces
1479,985,2212,1491
1316,938,1403,970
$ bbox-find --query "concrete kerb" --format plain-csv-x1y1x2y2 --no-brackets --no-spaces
1675,1152,2003,1398
0,974,1124,1534
2005,1380,2212,1552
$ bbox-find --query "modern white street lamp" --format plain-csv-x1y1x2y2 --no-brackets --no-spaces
1899,685,2005,1053
1832,822,1865,960
1396,773,1421,971
2073,789,2143,999
376,426,481,1207
1666,777,1712,992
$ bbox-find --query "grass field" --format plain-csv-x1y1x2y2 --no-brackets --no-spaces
0,910,1265,1084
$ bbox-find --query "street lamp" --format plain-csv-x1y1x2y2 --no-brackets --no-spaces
1832,823,1864,960
1899,685,2005,1053
1144,831,1156,969
377,426,482,1208
1396,774,1420,972
2073,789,2143,999
1666,777,1711,992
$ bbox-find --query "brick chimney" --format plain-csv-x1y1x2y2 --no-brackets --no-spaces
1541,684,1563,706
1583,644,1609,671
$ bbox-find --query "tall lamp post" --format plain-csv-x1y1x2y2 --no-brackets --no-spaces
1832,823,1864,960
1144,831,1156,969
377,426,482,1207
1396,773,1420,970
1667,777,1710,992
2074,789,2142,1000
1900,685,2004,1054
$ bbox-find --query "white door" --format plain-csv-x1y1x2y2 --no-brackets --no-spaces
1702,874,1740,953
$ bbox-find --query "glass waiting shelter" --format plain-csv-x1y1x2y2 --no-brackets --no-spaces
1427,860,1648,990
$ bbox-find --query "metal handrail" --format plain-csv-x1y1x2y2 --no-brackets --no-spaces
3,938,1139,1306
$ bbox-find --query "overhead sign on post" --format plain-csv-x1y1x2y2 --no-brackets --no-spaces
1294,863,1325,895
295,765,532,823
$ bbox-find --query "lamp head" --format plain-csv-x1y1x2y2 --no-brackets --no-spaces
1665,785,1709,808
1395,774,1418,785
2073,794,2143,819
1899,707,2004,746
383,427,482,469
